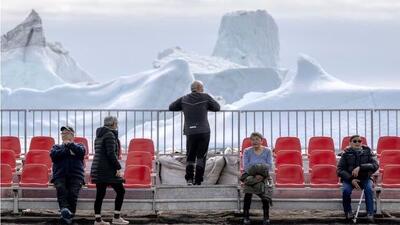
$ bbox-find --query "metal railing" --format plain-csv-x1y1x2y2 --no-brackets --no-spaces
1,109,399,154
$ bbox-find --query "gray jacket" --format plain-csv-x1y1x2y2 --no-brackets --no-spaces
169,92,220,135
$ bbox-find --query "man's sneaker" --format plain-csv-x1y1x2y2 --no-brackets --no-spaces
186,179,193,186
112,217,129,225
262,219,270,225
345,212,354,220
61,208,73,219
94,220,110,225
243,218,251,225
367,214,375,223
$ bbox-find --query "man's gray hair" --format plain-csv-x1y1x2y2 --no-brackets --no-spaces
191,80,204,92
104,116,118,127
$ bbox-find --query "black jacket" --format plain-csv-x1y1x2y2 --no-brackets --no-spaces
169,92,220,135
50,142,85,183
90,126,123,184
337,146,379,182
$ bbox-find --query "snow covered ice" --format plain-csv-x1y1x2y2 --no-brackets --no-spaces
212,10,280,68
1,10,94,90
1,9,399,111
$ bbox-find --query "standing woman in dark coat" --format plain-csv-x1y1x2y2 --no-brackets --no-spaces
90,116,129,225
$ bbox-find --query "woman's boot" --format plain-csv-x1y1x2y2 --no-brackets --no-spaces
243,209,251,225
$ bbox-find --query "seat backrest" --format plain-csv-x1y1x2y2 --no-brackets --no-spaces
25,150,52,170
275,150,302,167
241,137,268,154
377,136,400,155
382,165,400,188
340,136,368,150
274,137,301,153
0,149,16,171
126,151,153,167
20,164,49,187
275,164,304,186
309,150,337,168
380,150,400,169
308,136,334,155
0,136,21,156
310,164,339,185
124,165,151,187
0,164,13,187
29,136,55,151
73,137,89,158
128,138,155,156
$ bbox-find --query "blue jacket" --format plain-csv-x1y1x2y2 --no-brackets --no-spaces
50,142,85,183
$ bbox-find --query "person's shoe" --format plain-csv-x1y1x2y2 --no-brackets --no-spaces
94,220,110,225
61,208,73,219
186,179,194,186
243,209,251,225
367,214,375,223
60,208,73,224
112,217,129,224
345,212,354,220
194,181,202,185
262,219,270,225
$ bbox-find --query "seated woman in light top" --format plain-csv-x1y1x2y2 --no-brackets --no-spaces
241,132,273,225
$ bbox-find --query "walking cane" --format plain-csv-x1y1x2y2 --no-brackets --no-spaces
353,190,364,224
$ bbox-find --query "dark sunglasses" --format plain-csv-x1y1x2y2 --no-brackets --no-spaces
352,140,362,143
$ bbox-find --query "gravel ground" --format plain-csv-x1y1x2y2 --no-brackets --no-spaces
1,209,399,225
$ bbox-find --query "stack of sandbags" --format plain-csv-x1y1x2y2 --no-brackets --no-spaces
158,154,226,185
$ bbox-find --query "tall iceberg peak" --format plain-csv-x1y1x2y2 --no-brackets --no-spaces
212,10,280,68
1,10,46,51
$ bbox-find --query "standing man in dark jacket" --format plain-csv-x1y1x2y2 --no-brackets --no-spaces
50,126,85,225
90,116,129,225
169,80,220,185
337,135,379,223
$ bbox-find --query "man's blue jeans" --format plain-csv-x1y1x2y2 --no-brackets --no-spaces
342,179,374,215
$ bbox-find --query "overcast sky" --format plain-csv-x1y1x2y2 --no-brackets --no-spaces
2,0,400,87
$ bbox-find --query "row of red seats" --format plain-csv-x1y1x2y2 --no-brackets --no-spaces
0,136,155,157
241,136,400,156
275,164,400,188
0,163,152,188
3,162,398,189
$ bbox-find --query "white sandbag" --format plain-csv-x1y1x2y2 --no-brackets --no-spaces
158,155,226,185
158,155,186,185
217,147,240,185
203,155,226,185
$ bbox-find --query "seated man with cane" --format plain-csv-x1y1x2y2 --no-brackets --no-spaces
337,135,379,223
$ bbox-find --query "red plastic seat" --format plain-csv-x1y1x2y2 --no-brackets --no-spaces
274,137,301,154
241,137,268,154
379,150,400,173
308,136,334,156
377,136,400,157
126,151,153,170
124,165,152,188
1,149,17,172
0,136,21,157
19,164,49,187
382,165,400,188
0,164,13,187
340,136,368,151
310,165,340,188
73,137,89,159
275,150,303,167
25,150,52,171
128,138,155,158
275,164,305,188
29,136,55,152
309,150,337,170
